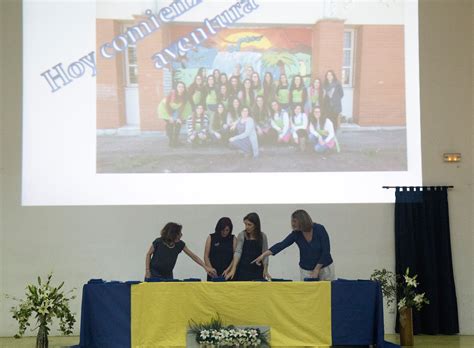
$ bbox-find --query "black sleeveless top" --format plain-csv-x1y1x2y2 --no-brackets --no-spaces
208,233,234,280
235,238,264,281
149,238,185,279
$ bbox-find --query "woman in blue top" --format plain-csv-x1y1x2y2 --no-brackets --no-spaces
252,209,335,280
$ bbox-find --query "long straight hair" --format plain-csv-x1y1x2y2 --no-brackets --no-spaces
243,212,262,243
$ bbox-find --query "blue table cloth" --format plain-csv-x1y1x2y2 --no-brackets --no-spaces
75,279,399,347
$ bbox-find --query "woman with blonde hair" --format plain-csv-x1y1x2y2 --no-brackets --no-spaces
252,210,335,281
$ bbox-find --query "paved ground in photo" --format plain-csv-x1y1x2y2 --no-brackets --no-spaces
97,127,407,173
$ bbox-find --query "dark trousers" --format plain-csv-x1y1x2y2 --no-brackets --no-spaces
165,121,182,147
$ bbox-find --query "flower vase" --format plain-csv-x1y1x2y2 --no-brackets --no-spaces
399,306,414,346
36,325,48,348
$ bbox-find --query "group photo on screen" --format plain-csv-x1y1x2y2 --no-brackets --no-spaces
96,3,408,174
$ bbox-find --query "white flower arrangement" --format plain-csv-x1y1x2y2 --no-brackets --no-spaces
189,314,269,347
371,267,429,312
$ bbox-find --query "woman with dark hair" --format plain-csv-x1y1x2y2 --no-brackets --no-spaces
240,79,255,109
226,97,241,133
251,72,263,101
187,104,209,146
229,106,259,158
217,83,231,109
219,73,229,90
188,74,205,109
205,75,218,116
289,75,308,111
204,217,236,280
209,103,228,143
290,104,309,152
308,106,338,153
322,70,344,130
276,74,290,111
269,100,291,144
252,210,335,281
145,222,217,279
252,95,271,143
213,69,221,85
157,81,191,147
196,67,207,80
224,213,271,281
262,72,276,108
309,78,322,109
229,76,242,100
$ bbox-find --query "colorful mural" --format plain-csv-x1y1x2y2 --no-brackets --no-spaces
171,27,312,86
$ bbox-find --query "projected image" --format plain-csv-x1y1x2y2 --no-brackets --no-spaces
96,3,407,173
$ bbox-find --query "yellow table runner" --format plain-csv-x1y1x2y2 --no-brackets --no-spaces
131,281,331,347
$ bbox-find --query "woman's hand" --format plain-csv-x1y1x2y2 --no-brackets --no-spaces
145,270,151,279
264,271,272,281
310,270,320,279
251,254,265,266
224,268,236,280
205,266,218,278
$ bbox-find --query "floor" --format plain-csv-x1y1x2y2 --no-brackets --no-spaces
0,334,473,347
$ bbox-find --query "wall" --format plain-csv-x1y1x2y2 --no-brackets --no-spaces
0,0,473,337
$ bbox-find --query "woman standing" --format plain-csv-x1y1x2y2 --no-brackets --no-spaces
188,74,205,109
322,70,344,130
309,78,322,110
240,79,255,109
145,222,217,279
252,210,335,281
224,213,271,281
229,106,259,158
204,217,236,281
252,96,271,143
251,72,264,101
157,81,191,147
289,75,308,111
262,72,276,108
205,75,219,115
276,74,290,111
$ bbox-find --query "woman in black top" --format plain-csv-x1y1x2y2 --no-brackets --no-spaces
224,213,271,281
204,217,236,280
145,222,217,279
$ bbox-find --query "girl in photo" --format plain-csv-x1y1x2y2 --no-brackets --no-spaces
270,100,291,144
204,217,236,281
187,104,209,146
291,104,309,152
229,106,259,158
213,69,221,85
218,83,231,109
145,222,217,279
310,78,322,109
252,95,271,143
251,72,264,100
289,75,308,112
308,106,338,153
157,81,191,147
209,103,229,143
226,97,241,133
224,213,271,281
205,75,218,116
188,74,205,109
322,70,344,130
276,74,290,111
240,78,255,109
262,72,276,108
219,73,229,90
229,76,242,100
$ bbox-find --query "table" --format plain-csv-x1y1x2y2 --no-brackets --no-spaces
75,279,399,347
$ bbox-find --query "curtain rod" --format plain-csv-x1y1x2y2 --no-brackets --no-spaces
383,186,454,189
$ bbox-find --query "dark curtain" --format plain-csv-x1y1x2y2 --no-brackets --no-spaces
395,186,459,334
